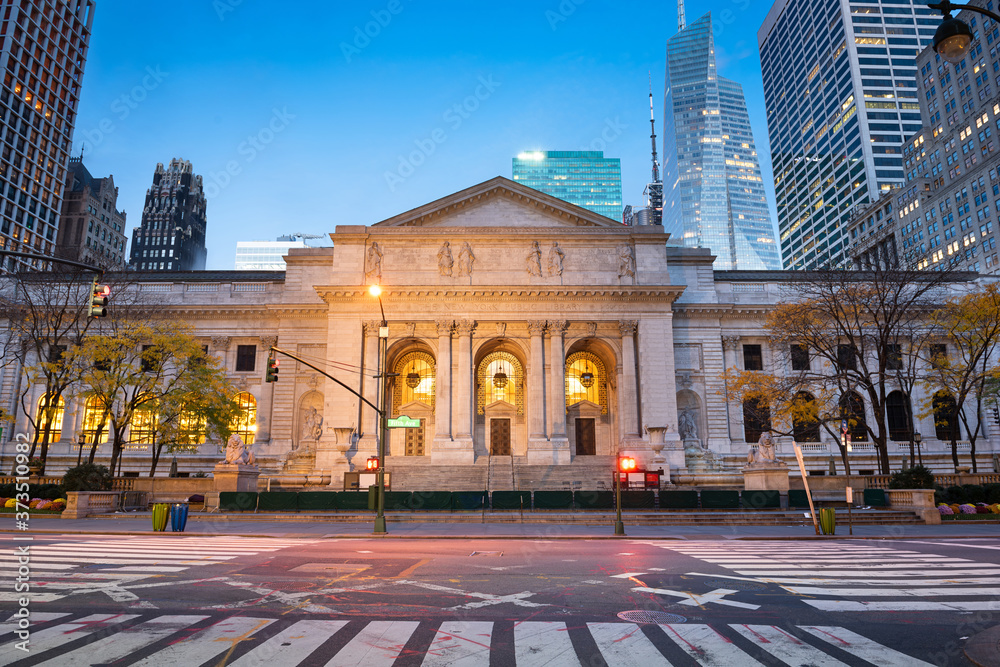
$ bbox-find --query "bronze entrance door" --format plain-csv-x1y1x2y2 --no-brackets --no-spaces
575,418,596,455
405,419,425,456
490,418,511,455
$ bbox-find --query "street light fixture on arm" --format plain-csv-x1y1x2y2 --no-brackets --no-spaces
928,1,1000,64
368,284,389,534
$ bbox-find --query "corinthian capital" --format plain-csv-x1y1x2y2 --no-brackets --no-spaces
436,320,454,337
722,335,741,351
618,320,638,337
548,319,569,335
456,319,477,336
527,320,547,336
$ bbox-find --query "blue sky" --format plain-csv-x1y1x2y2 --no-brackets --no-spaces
74,0,776,270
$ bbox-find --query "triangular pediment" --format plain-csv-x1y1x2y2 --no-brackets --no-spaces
373,176,623,229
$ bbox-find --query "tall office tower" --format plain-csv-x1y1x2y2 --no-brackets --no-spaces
235,236,307,271
0,0,95,271
759,0,939,270
54,157,126,266
512,151,623,221
130,159,208,272
662,11,781,270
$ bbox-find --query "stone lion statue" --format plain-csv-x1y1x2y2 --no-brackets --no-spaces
748,431,777,465
225,434,255,466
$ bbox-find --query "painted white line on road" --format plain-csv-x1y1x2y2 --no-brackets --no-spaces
800,625,935,666
0,562,76,570
327,620,418,666
906,540,1000,552
785,585,1000,597
726,562,979,570
34,615,207,667
805,600,1000,612
423,621,493,667
0,612,68,636
514,621,579,667
0,614,139,663
611,572,648,579
129,616,277,667
0,556,227,566
734,569,1000,577
633,586,760,610
0,593,61,602
589,623,668,667
730,624,847,666
661,623,764,666
230,620,347,667
104,566,188,572
745,576,1000,586
12,550,234,559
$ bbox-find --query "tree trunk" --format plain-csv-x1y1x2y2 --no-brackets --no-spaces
876,438,889,474
971,436,978,473
951,438,960,470
148,436,163,478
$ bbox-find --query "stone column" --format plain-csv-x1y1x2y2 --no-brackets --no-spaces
548,320,569,439
721,335,742,450
619,320,641,445
357,320,381,455
447,319,476,463
434,320,453,443
527,320,547,441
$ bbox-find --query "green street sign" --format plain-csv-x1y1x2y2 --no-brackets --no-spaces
387,415,421,428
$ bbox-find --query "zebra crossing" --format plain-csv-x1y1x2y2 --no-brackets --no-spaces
0,612,935,666
0,536,313,603
641,540,1000,612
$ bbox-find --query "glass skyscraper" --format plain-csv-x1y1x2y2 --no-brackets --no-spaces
759,0,938,269
661,12,781,271
512,151,623,221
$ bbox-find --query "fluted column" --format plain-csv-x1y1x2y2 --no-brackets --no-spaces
453,319,476,445
527,320,547,440
434,320,453,441
619,320,640,441
548,320,569,439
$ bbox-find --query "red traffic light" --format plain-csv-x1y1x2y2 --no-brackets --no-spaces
617,456,636,472
366,456,380,471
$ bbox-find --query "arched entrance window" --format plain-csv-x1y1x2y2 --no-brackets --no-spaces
792,392,821,442
477,351,524,415
392,351,435,416
565,352,608,414
886,390,913,441
933,391,961,441
231,392,257,444
743,397,771,443
177,406,207,449
80,395,109,445
36,393,64,441
839,391,867,441
130,397,158,448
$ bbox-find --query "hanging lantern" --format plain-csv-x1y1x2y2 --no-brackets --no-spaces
581,372,594,388
406,372,421,388
493,370,508,388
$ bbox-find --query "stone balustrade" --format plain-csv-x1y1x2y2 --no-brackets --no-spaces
885,488,939,525
62,491,121,519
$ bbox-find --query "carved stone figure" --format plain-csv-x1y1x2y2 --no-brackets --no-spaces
437,241,454,276
748,431,780,466
618,244,636,279
526,241,543,277
679,408,698,441
224,434,255,466
365,242,383,283
547,242,565,276
458,242,475,276
301,406,323,443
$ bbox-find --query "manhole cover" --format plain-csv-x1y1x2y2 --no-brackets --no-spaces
703,579,766,592
469,551,503,557
617,610,687,624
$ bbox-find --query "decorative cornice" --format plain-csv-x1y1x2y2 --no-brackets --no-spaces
314,286,684,304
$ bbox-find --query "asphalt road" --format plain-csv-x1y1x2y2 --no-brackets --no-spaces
1,535,998,665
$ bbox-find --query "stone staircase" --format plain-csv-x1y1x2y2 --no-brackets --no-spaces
385,462,487,491
487,456,515,492
514,457,617,491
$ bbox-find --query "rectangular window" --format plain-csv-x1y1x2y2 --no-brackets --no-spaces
929,343,947,368
743,344,763,371
885,343,903,370
235,344,257,372
837,344,858,372
791,344,810,371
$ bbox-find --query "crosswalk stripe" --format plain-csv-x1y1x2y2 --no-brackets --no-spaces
128,615,276,666
730,624,847,666
229,620,348,667
749,576,1000,586
734,568,1000,577
33,615,207,667
0,562,75,570
806,599,1000,612
0,614,140,662
12,550,234,559
725,562,985,570
326,620,418,665
800,625,935,666
588,623,668,667
0,612,68,636
660,623,763,666
785,585,1000,597
0,593,61,602
513,621,579,667
700,557,964,563
422,621,493,666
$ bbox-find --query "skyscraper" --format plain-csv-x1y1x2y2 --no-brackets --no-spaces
0,0,95,271
130,159,208,272
759,0,939,269
55,157,127,267
662,11,780,270
235,237,307,271
512,151,623,221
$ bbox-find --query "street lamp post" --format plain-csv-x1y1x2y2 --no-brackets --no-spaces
369,285,389,535
928,1,1000,64
914,431,924,467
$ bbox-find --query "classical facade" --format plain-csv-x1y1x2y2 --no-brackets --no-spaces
2,177,997,485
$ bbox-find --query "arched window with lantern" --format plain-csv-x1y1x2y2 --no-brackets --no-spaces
564,352,608,414
477,351,524,414
80,395,110,445
392,351,435,416
230,392,257,444
35,392,65,442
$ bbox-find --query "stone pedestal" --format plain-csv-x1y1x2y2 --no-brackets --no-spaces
213,463,261,493
742,464,790,492
684,439,722,473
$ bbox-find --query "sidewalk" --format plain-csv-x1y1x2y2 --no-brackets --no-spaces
3,512,999,539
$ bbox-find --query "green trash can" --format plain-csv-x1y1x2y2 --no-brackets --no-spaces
819,507,836,535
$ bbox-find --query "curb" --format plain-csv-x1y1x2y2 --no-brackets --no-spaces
965,624,1000,667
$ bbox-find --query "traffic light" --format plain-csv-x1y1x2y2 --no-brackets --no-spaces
366,456,380,471
617,456,636,473
88,278,109,318
265,356,279,383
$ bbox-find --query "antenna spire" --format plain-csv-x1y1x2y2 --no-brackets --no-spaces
678,0,686,31
649,73,660,184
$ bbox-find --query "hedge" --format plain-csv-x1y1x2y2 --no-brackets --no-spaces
534,491,573,509
574,490,614,509
701,490,740,509
659,490,699,509
219,492,258,511
620,490,655,509
742,490,780,509
491,491,531,510
0,483,64,500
